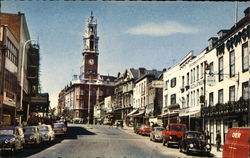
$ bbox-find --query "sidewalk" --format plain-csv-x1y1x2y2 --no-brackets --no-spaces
122,125,223,158
210,146,223,158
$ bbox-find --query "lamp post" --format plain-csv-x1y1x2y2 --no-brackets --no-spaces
20,39,35,126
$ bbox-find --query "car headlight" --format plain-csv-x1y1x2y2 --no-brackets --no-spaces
5,139,9,144
189,144,194,148
169,136,172,140
206,144,211,149
30,135,35,139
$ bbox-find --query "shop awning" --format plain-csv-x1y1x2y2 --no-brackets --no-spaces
132,110,145,117
179,110,200,117
157,112,178,118
127,109,139,116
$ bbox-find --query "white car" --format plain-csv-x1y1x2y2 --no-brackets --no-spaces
38,125,55,142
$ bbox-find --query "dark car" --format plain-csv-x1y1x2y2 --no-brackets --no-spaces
179,131,211,156
150,127,164,142
53,122,67,136
23,126,41,145
0,127,24,152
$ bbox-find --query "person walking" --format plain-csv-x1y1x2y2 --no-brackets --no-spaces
216,130,221,151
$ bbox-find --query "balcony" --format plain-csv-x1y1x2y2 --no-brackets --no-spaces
201,99,249,117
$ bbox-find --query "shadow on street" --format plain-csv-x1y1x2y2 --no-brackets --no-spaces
0,125,96,158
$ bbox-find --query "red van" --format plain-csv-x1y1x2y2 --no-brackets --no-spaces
223,127,250,158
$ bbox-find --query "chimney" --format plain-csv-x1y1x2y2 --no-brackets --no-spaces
138,67,146,77
244,7,250,16
208,37,218,50
217,29,230,39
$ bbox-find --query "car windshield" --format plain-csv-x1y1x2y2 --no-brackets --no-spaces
0,129,14,135
38,126,49,131
23,128,35,134
186,132,204,139
169,125,186,131
54,124,64,128
155,128,164,131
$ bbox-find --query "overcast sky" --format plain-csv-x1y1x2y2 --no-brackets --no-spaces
2,1,249,108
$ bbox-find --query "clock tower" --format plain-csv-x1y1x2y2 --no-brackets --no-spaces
81,11,99,80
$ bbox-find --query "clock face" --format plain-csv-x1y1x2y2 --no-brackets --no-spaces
88,59,94,65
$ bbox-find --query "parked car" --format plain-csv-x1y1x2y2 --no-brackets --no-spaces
113,120,123,128
137,125,152,136
179,131,211,156
23,126,42,145
73,118,84,124
0,126,24,152
38,125,55,142
150,127,164,142
223,127,250,158
162,123,187,147
53,122,67,136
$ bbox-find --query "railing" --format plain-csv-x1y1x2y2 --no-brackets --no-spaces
201,99,249,117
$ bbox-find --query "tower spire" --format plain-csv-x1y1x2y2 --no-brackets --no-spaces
90,11,94,21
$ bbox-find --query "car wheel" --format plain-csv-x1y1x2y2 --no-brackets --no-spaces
186,147,190,155
150,135,152,141
179,145,182,152
153,136,155,142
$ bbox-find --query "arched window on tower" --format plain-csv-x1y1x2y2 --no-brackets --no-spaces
90,35,94,50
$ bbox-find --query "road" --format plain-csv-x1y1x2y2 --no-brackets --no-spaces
1,124,213,158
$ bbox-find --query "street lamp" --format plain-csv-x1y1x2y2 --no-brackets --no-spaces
20,39,36,126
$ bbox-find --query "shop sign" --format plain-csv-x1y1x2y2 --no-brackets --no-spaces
190,80,204,89
152,80,163,88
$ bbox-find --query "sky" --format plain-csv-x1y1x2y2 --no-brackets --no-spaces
1,1,249,108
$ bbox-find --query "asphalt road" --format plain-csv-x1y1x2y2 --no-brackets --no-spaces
1,124,212,158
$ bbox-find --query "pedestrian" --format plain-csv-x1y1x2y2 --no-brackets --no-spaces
216,130,221,151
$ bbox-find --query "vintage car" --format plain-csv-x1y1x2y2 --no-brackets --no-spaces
53,122,67,136
162,123,187,147
0,127,24,152
150,127,164,142
38,125,55,142
23,126,42,145
223,127,250,158
179,131,211,156
137,125,152,136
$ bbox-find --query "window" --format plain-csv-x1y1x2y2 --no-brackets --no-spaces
242,82,249,100
187,94,189,107
196,89,199,106
196,66,199,81
170,78,176,88
209,62,214,74
229,50,235,77
187,73,189,86
164,95,168,107
170,94,176,105
242,42,249,72
165,80,169,90
191,70,193,83
209,92,214,106
90,35,94,50
200,63,204,79
219,57,224,81
218,89,223,104
182,76,184,88
229,86,235,102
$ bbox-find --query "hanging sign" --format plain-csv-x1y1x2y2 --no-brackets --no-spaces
207,74,216,87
